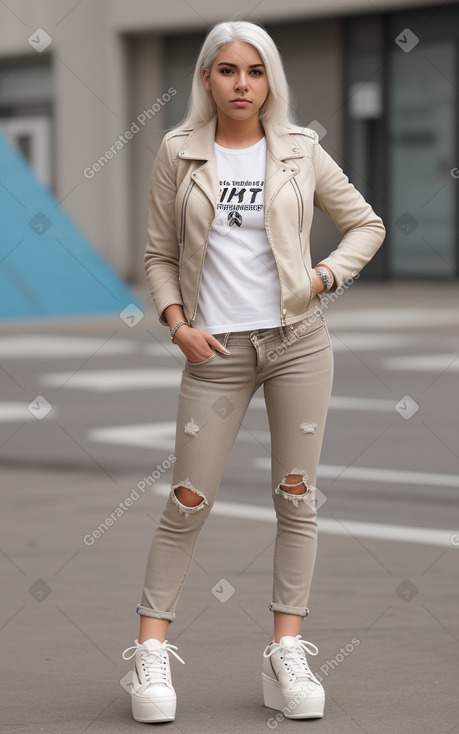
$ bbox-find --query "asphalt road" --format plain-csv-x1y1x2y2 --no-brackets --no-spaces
1,281,458,733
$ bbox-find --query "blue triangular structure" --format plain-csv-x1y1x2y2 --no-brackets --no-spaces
0,132,142,320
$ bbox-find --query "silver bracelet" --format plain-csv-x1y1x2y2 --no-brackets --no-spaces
170,320,189,342
314,266,334,292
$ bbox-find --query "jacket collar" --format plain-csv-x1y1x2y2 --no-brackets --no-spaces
177,115,305,162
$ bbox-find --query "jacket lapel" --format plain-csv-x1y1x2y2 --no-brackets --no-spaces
177,115,305,212
264,124,303,213
178,117,220,208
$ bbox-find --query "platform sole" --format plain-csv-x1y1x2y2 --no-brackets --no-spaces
262,673,325,719
131,692,177,723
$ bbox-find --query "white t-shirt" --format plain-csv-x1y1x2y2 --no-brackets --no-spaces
193,137,281,333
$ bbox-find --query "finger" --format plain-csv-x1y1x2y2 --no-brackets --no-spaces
207,336,230,355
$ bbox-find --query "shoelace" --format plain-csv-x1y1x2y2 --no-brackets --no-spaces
122,639,185,686
263,635,321,685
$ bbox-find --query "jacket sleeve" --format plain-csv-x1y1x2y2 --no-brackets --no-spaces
144,135,183,325
312,142,385,288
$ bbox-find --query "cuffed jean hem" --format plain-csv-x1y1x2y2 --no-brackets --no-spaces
268,602,310,618
136,604,175,622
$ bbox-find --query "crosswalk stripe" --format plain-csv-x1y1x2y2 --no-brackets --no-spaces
151,484,458,548
253,458,459,488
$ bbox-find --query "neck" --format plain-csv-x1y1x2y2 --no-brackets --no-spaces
214,112,264,149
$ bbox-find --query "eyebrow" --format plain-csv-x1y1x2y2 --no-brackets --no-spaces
217,62,265,68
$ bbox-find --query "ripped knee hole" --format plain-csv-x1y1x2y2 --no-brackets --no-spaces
279,473,309,496
275,469,316,506
170,479,209,516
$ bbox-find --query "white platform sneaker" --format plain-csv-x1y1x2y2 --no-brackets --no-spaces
262,635,325,719
122,638,185,723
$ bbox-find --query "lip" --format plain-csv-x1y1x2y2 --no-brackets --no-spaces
230,99,251,106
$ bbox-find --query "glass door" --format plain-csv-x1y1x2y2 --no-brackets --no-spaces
388,41,456,277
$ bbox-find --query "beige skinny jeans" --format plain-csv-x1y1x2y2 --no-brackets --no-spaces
137,306,334,622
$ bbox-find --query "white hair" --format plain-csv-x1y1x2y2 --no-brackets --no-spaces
176,20,298,130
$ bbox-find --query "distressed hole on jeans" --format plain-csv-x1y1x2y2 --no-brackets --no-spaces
184,417,200,437
275,469,311,506
170,480,208,517
299,422,317,434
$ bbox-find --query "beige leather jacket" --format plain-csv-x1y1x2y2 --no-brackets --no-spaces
145,115,385,327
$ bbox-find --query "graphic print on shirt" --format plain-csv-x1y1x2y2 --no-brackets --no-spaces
218,178,264,229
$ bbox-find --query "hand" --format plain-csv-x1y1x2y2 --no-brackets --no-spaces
173,325,230,363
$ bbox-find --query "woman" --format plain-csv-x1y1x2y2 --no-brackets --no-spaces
122,19,385,724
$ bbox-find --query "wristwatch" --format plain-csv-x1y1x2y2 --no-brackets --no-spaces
314,266,334,292
170,320,189,342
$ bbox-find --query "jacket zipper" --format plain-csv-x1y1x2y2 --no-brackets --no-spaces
291,178,304,232
180,180,194,246
265,223,286,326
190,217,215,324
292,177,313,308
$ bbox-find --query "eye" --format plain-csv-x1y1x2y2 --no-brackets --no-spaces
250,69,264,76
219,67,233,75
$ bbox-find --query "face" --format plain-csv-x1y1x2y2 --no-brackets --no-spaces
201,40,269,122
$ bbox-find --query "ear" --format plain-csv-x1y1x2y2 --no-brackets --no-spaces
201,65,212,92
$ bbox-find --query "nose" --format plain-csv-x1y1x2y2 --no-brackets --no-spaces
235,73,249,92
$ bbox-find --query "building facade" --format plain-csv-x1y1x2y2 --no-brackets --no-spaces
0,0,457,284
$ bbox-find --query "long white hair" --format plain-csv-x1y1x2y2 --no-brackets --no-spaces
176,20,298,130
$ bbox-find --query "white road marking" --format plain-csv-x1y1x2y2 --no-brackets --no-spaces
0,336,137,358
384,354,459,372
250,395,397,412
89,422,176,450
151,484,457,548
325,308,459,330
329,333,415,352
0,402,56,422
41,369,182,391
144,343,186,359
254,458,459,488
87,421,458,489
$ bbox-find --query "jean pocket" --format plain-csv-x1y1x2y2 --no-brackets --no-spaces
292,321,326,341
186,352,217,367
